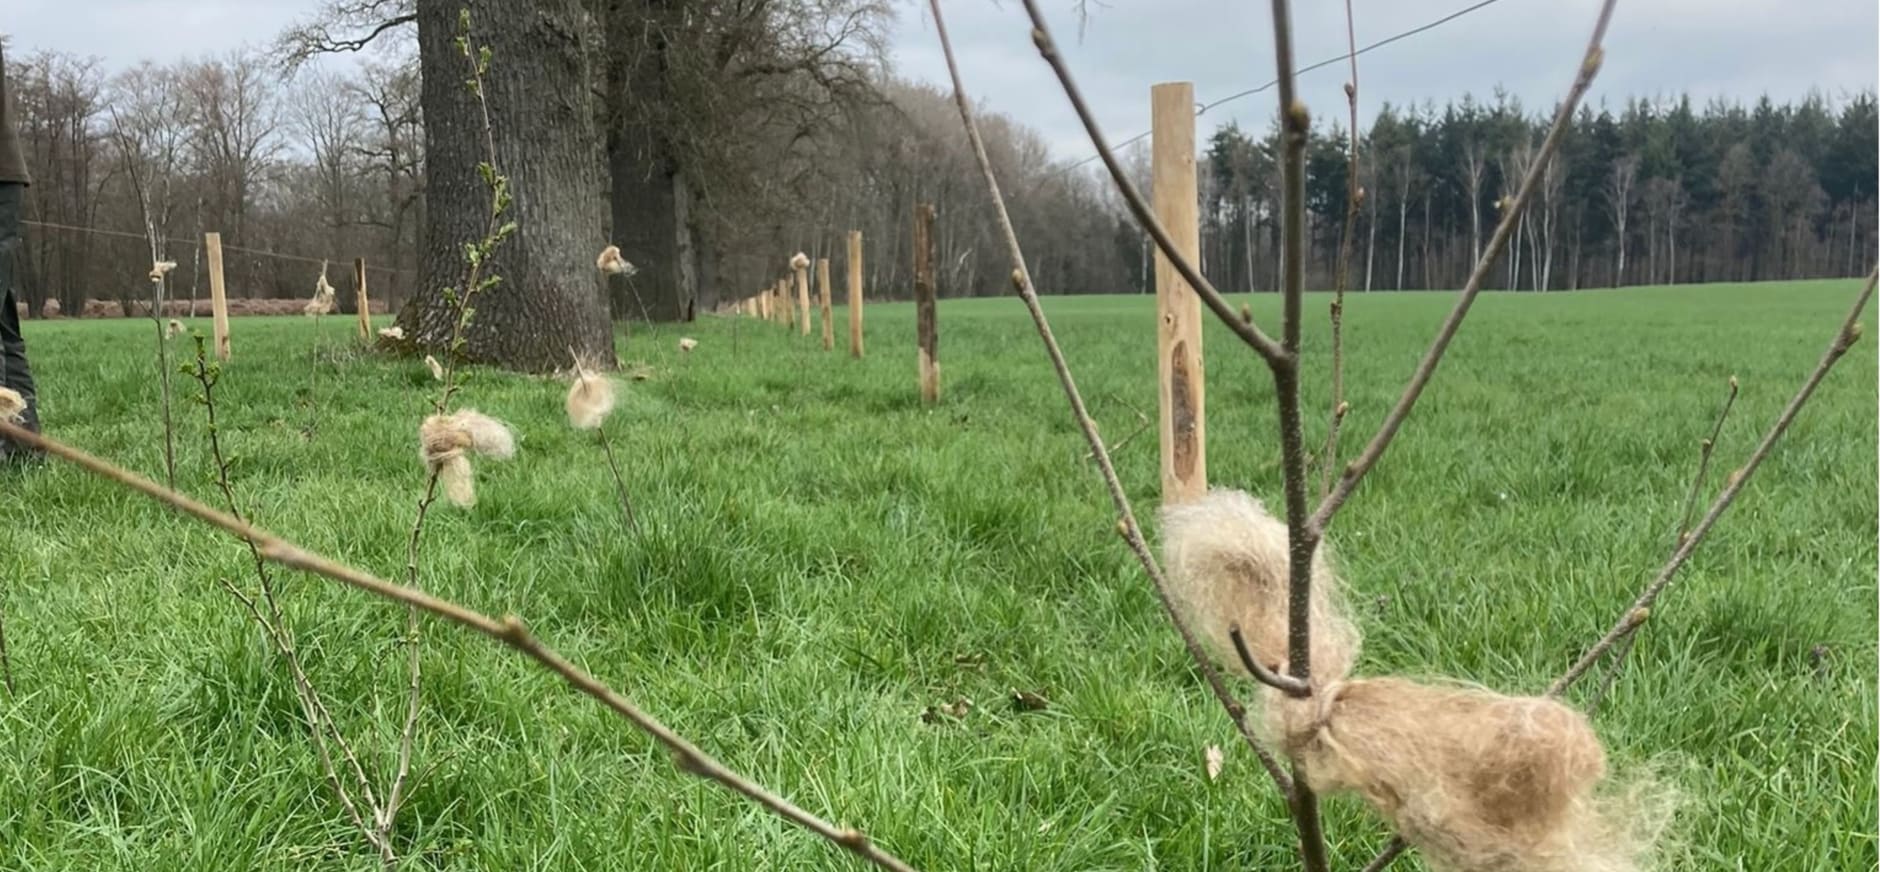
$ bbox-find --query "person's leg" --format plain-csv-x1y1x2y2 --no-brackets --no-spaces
0,181,39,449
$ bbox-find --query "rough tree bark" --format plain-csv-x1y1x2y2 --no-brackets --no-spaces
396,0,612,372
604,0,698,323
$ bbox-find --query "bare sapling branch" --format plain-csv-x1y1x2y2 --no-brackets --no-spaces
186,335,394,863
0,419,919,872
108,102,179,491
1549,269,1874,699
930,0,1294,795
1017,0,1287,366
1313,0,1621,535
596,426,642,534
0,604,14,696
1266,0,1334,865
1318,0,1362,499
1677,375,1739,546
1342,7,1618,869
378,13,522,849
1230,626,1311,698
1359,840,1409,872
1365,268,1873,872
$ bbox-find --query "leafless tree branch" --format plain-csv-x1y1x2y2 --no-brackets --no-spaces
1311,0,1620,536
1016,0,1287,366
1263,0,1335,864
0,419,921,872
1549,269,1873,699
928,0,1295,796
1369,268,1873,872
1319,0,1361,499
1230,626,1311,698
1677,376,1739,546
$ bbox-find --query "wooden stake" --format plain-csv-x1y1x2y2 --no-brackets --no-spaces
817,257,834,351
353,257,371,340
1151,82,1206,504
205,231,231,361
794,261,811,337
847,230,864,358
914,204,939,405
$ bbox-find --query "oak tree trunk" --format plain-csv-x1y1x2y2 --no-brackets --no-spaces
398,0,612,373
605,0,699,323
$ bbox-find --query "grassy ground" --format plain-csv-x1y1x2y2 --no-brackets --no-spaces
0,279,1873,870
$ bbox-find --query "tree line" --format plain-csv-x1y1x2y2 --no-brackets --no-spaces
1194,88,1877,296
5,5,1871,337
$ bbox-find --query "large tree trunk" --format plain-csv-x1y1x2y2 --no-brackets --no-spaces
399,0,612,372
606,0,698,323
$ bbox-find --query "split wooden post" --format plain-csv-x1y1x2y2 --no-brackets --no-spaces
205,231,231,361
1151,81,1206,504
794,259,811,337
914,204,939,405
353,257,371,339
817,257,833,351
847,230,864,358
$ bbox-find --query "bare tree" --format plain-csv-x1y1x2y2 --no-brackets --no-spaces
1498,139,1535,289
1537,151,1563,290
1460,138,1486,265
1605,153,1639,286
287,69,370,276
12,49,112,315
183,50,282,250
346,57,424,307
1392,145,1413,290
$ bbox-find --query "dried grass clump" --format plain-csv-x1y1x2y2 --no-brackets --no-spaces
0,387,25,424
565,365,616,430
597,245,636,276
1159,488,1359,682
1278,678,1669,872
790,252,810,271
418,409,516,508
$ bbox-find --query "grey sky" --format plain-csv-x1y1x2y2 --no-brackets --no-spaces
10,0,1877,160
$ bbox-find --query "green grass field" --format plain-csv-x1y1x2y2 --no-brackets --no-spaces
1,280,1873,870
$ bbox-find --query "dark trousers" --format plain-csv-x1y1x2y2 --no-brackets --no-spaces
0,181,38,435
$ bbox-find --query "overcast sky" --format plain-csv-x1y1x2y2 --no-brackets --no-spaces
8,0,1876,160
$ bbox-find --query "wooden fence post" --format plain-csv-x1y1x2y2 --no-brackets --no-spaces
354,257,371,339
205,231,231,362
914,204,939,405
817,257,833,351
1151,82,1206,504
847,230,864,358
794,259,811,337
